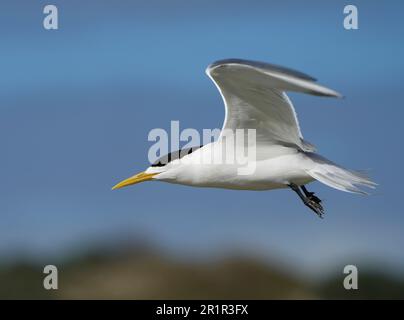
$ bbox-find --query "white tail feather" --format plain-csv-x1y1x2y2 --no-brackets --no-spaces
306,154,377,195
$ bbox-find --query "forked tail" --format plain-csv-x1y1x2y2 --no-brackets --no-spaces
305,153,377,195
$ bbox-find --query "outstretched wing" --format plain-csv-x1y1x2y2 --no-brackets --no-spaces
206,59,342,153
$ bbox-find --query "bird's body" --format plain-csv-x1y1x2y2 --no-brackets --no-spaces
147,144,314,190
113,58,376,217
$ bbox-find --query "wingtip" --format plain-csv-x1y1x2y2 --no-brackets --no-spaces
327,90,344,99
328,88,344,99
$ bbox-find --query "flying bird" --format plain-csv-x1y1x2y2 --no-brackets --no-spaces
112,59,375,218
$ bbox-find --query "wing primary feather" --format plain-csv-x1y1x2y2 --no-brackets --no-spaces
208,58,317,82
206,58,342,154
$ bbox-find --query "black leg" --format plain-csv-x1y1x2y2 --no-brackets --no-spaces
301,185,322,205
289,183,324,218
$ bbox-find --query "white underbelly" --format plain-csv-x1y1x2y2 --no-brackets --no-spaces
155,152,315,191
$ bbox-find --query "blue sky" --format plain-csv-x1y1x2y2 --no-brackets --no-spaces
1,0,403,276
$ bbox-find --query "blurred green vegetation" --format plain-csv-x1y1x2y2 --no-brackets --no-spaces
1,244,403,299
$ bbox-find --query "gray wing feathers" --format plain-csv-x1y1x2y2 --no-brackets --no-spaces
207,59,342,153
207,58,342,98
208,58,317,82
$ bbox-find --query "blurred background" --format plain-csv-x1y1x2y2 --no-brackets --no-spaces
1,0,403,299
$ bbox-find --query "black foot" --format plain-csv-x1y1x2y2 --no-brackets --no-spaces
301,185,322,204
307,192,322,205
289,184,325,218
303,197,324,218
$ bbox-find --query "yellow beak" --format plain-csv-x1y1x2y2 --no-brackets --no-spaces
112,172,157,190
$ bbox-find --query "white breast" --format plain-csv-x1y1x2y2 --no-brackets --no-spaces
151,142,314,190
